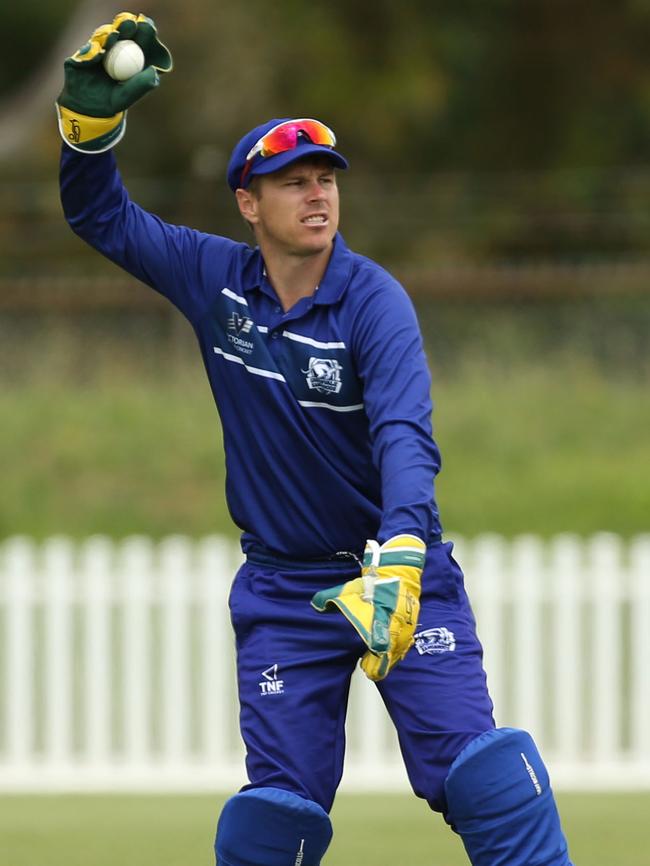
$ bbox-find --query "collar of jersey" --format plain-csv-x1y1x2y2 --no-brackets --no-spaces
241,232,354,306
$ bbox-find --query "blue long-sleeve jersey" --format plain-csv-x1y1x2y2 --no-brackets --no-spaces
60,145,442,557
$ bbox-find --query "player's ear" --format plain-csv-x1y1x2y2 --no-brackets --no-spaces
235,186,260,226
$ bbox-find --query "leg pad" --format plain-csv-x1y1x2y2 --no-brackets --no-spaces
215,786,332,866
445,727,573,866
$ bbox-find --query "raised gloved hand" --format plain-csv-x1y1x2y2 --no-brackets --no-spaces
311,534,425,681
56,12,173,153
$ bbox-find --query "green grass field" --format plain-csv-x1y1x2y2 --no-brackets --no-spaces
1,792,648,865
2,358,649,539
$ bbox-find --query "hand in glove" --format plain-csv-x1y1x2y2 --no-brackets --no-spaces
311,534,425,681
56,12,172,153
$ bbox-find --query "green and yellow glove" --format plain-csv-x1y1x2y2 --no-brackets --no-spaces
56,12,173,153
311,534,426,681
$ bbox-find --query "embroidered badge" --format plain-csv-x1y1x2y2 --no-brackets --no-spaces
414,627,456,654
302,357,343,394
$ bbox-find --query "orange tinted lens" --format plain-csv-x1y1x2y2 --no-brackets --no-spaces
259,119,335,157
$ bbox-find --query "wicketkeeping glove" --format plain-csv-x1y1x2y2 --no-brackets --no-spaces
56,12,173,153
311,534,426,681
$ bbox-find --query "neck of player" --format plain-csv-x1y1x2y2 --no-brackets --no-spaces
260,242,333,313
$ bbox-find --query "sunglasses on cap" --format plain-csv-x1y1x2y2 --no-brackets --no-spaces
240,118,337,188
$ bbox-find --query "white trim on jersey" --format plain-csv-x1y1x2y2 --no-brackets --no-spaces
282,330,346,350
221,287,248,306
298,400,364,412
213,347,286,381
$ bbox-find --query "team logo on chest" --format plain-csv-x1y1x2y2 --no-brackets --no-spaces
226,312,254,354
302,357,343,394
228,312,253,335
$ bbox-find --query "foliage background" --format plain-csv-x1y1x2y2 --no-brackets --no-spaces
1,0,649,539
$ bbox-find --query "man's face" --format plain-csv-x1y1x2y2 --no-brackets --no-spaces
237,157,340,257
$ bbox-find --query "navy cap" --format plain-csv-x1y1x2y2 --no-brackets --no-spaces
226,118,349,192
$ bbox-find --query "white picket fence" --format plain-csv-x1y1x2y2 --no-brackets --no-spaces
1,533,649,792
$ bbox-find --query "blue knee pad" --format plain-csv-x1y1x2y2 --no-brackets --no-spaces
215,786,333,866
444,728,573,866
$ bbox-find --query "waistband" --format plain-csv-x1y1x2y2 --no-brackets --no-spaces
245,534,442,571
245,548,364,571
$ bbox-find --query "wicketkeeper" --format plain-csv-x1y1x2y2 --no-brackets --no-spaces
57,12,574,866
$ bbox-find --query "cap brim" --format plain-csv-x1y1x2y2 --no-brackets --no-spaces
245,144,348,185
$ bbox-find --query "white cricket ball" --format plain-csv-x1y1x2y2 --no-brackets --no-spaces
103,39,145,81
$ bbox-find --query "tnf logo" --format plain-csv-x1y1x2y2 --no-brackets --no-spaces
259,664,284,696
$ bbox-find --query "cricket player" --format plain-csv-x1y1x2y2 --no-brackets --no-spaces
57,13,574,866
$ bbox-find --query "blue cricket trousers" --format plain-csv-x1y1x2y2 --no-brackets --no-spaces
228,541,495,814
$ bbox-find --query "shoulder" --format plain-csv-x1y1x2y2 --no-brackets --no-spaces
190,235,260,315
344,249,417,325
195,234,256,272
349,250,402,293
337,251,422,360
344,249,413,313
